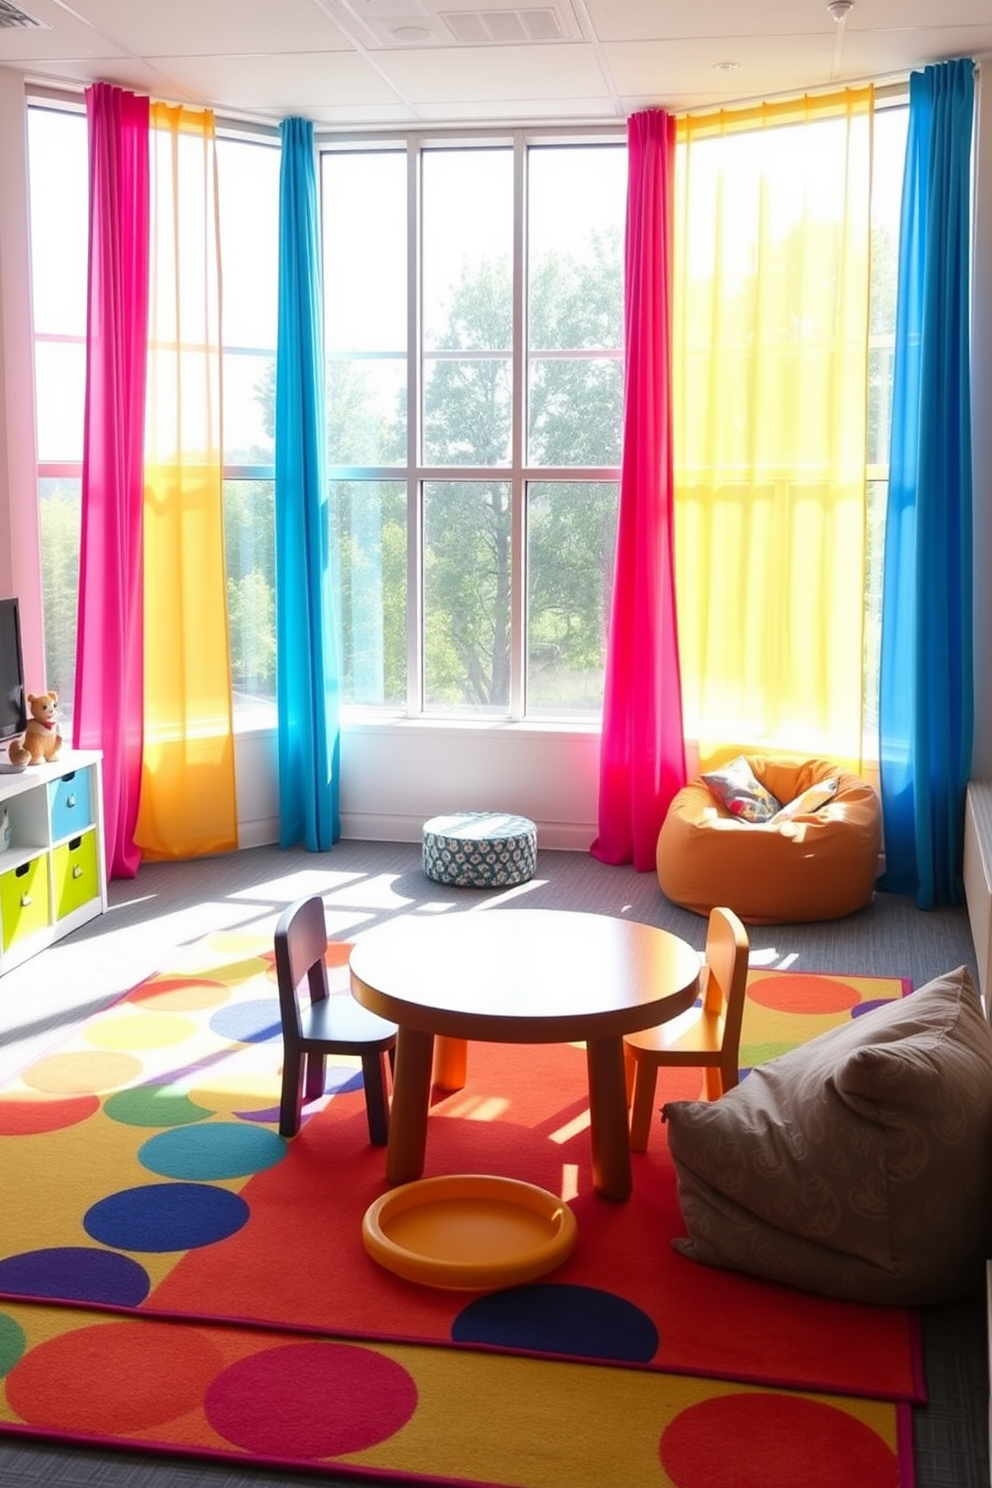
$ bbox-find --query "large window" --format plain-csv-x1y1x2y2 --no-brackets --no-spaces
27,105,279,729
321,134,627,721
27,103,906,752
670,96,908,768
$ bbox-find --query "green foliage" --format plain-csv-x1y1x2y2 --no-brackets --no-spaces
227,569,276,696
412,240,622,712
331,480,407,705
223,478,276,699
424,480,512,709
247,224,624,717
39,481,81,712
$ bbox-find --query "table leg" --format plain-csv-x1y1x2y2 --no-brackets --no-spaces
585,1035,633,1201
386,1026,435,1185
433,1035,468,1090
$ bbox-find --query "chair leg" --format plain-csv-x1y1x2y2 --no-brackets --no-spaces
720,1056,739,1094
703,1066,724,1101
304,1050,325,1104
361,1049,392,1146
279,1050,305,1137
628,1057,660,1152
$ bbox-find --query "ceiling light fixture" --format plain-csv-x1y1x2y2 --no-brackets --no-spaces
827,0,854,19
713,60,741,72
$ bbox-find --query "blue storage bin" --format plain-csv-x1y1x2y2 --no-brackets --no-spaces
48,768,94,841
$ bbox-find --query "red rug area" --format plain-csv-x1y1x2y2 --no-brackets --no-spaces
0,933,919,1484
0,935,919,1397
155,1036,921,1401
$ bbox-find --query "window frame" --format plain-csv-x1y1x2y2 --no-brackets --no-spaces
318,125,627,725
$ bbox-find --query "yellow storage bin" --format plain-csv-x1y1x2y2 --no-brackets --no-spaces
0,855,52,952
52,832,99,921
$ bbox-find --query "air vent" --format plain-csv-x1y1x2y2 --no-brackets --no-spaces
0,0,45,26
440,7,567,44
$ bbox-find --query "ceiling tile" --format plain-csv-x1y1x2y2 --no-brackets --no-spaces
43,0,356,55
153,50,408,112
372,40,611,103
603,35,842,108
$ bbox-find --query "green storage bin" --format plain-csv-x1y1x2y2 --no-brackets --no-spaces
0,855,51,952
52,832,99,921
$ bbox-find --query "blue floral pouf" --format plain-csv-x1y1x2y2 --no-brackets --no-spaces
422,811,537,888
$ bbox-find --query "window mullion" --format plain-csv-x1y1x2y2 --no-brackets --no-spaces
510,132,527,720
406,138,423,717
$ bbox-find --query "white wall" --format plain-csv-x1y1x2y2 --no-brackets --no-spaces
236,721,601,851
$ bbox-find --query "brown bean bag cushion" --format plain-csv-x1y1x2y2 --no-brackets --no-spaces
663,966,992,1305
656,755,880,923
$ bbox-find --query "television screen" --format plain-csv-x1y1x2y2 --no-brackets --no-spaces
0,597,27,742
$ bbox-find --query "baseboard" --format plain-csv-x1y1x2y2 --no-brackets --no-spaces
236,813,596,853
339,813,596,853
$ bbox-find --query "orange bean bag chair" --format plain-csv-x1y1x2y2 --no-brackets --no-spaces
656,755,881,924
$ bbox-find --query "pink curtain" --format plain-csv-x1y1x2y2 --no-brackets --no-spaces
591,109,686,871
74,83,150,879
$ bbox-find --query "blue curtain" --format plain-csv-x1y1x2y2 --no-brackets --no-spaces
274,117,341,851
878,59,974,906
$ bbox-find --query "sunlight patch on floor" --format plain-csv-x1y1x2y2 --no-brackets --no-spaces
549,1109,591,1144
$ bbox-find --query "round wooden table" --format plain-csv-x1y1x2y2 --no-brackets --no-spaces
350,909,700,1201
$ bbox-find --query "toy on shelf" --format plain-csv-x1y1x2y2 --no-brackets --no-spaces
8,690,62,767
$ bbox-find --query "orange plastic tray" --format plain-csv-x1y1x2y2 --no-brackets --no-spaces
362,1174,577,1291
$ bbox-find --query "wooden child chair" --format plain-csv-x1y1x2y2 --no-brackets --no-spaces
623,904,750,1152
274,895,397,1144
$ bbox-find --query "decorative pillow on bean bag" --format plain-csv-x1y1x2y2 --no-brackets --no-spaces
663,966,992,1304
701,755,782,823
770,774,839,823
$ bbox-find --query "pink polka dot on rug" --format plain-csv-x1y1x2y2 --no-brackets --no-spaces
746,973,861,1015
4,1320,225,1433
660,1392,898,1488
0,1091,99,1135
205,1341,418,1459
128,976,232,1011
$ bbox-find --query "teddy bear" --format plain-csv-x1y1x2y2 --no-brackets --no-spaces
8,690,62,766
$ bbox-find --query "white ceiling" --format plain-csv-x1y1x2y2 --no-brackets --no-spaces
0,0,989,131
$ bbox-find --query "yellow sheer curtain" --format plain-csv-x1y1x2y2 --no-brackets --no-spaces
672,89,874,775
135,103,238,859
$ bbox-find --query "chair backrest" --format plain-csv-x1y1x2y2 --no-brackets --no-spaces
274,896,330,1038
701,905,750,1054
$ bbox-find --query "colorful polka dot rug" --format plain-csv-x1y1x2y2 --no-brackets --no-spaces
0,928,919,1487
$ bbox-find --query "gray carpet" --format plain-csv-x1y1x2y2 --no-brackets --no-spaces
0,839,986,1486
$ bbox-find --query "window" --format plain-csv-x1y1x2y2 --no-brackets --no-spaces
320,133,627,721
28,104,87,725
671,94,907,768
27,105,279,728
27,104,906,751
863,102,909,752
216,133,280,726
